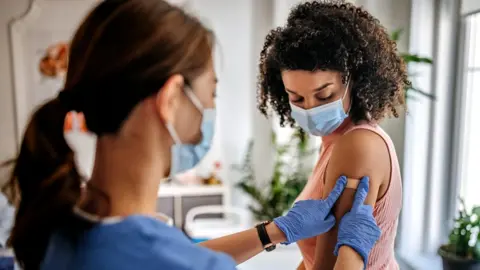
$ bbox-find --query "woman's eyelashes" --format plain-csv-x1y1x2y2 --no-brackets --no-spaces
290,93,333,103
317,94,333,101
291,96,303,103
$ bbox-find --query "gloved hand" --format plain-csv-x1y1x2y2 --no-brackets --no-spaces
273,176,347,244
334,176,381,268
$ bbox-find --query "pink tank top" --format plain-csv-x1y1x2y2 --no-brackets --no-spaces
296,120,402,270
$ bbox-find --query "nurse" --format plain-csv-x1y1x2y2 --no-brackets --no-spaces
3,0,379,269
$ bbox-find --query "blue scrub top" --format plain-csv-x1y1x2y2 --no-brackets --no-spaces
41,215,237,270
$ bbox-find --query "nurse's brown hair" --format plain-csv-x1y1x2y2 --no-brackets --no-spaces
2,0,213,269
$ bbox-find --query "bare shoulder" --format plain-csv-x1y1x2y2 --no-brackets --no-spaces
331,128,390,178
335,128,389,162
323,127,391,206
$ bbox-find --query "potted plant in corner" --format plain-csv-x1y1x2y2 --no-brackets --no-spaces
233,128,315,222
438,199,480,270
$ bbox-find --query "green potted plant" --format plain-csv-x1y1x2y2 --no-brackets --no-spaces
233,128,315,221
390,29,435,101
438,198,480,270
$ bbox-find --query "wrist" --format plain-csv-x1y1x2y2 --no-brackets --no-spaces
266,222,287,244
338,245,362,259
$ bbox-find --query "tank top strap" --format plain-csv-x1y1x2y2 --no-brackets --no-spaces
343,122,395,150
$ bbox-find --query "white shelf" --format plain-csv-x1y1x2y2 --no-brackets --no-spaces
157,184,229,228
157,184,227,198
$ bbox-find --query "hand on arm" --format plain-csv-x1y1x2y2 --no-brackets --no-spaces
274,177,347,244
200,177,349,265
334,177,381,270
312,129,389,269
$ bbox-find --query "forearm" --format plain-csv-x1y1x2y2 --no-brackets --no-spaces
312,230,337,270
199,223,286,264
333,246,364,270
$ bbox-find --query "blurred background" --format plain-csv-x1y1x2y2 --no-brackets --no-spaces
0,0,479,269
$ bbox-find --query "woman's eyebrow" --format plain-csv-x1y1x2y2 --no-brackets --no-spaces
285,82,333,94
313,82,333,92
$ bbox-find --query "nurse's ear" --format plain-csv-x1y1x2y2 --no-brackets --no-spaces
155,75,185,124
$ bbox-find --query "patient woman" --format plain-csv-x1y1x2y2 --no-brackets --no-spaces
258,1,407,269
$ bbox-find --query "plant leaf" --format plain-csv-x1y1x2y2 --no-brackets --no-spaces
401,53,433,64
390,29,403,42
472,206,480,217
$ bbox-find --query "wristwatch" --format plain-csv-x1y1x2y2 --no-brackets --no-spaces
255,220,276,252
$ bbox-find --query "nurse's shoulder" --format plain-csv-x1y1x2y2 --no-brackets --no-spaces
85,215,237,270
126,215,236,269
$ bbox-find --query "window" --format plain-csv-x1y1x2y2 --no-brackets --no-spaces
458,12,480,211
397,0,463,269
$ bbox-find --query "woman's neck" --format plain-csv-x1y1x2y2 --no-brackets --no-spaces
86,127,170,218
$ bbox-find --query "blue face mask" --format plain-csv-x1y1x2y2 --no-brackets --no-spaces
166,89,215,176
290,80,350,137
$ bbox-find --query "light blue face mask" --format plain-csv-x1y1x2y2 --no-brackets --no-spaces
290,80,350,137
166,89,215,177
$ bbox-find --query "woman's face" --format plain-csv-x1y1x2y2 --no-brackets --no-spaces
170,60,217,145
281,70,350,112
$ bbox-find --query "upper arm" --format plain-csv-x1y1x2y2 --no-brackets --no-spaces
324,129,390,208
312,129,390,269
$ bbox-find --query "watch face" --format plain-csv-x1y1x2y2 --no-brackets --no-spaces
256,220,270,226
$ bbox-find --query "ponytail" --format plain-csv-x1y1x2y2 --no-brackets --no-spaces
3,98,85,269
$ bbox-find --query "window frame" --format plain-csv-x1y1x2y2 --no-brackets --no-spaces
397,0,465,269
454,11,480,213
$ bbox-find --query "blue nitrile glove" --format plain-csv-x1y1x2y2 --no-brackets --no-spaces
273,176,348,244
334,176,381,269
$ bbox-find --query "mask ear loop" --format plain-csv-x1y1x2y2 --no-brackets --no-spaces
164,83,202,145
165,123,182,145
184,87,204,112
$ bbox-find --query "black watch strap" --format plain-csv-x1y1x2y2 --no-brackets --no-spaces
255,221,276,252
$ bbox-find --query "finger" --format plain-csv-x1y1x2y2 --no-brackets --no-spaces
325,176,347,209
352,176,370,210
322,214,336,232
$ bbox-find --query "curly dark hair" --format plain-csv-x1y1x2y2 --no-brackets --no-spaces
257,0,410,127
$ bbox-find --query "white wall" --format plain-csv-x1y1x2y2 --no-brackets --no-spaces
462,0,480,15
0,0,29,185
188,0,274,207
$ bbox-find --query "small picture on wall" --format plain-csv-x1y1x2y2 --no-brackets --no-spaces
39,41,68,78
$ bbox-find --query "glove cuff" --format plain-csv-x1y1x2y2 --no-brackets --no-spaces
273,217,294,245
